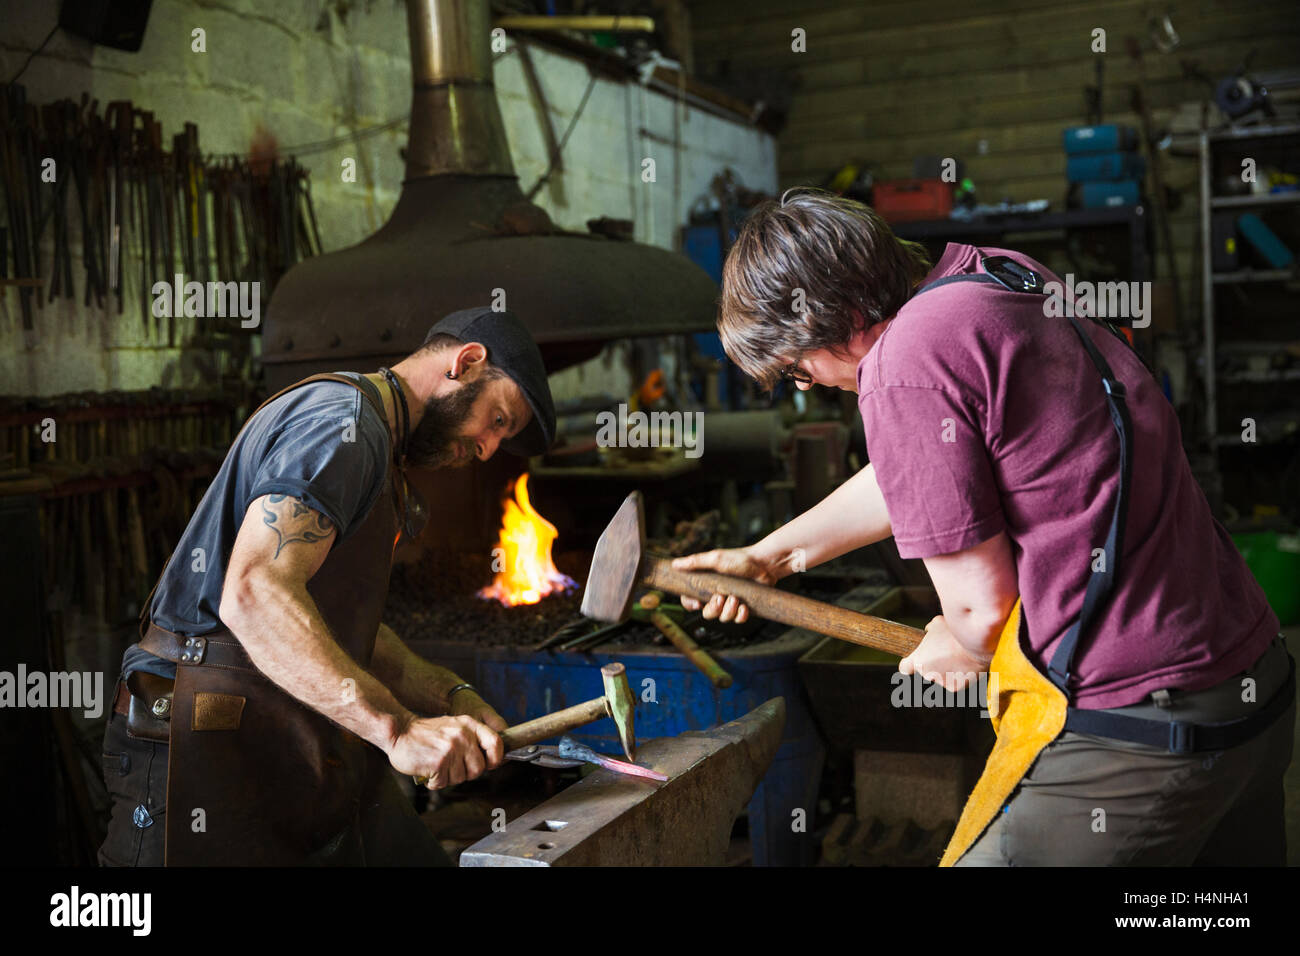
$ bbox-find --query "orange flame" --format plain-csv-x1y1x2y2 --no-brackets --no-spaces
477,474,576,607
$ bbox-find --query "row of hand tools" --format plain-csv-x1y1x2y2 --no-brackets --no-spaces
0,82,323,343
0,390,247,623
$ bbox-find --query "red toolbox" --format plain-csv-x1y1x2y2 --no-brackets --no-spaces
872,178,953,223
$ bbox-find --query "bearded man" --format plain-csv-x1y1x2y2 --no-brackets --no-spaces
99,306,555,866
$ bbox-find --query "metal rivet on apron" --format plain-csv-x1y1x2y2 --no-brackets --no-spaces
133,805,154,829
151,698,171,718
186,638,194,647
181,653,191,662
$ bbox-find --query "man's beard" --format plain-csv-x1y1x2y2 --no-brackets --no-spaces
405,376,487,469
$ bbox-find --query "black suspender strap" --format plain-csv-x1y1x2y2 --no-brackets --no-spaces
137,372,390,637
910,256,1293,753
1045,311,1133,691
911,257,1134,695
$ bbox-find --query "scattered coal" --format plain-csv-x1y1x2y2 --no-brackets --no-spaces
385,549,589,647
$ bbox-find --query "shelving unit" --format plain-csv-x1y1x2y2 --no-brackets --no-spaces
892,205,1150,282
1197,124,1300,463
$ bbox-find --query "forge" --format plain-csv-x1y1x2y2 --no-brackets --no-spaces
259,0,726,561
261,0,720,390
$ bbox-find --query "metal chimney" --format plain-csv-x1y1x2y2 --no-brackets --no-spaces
261,0,720,390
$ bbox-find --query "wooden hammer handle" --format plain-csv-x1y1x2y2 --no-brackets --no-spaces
415,696,611,786
499,696,610,752
649,610,733,689
643,556,924,657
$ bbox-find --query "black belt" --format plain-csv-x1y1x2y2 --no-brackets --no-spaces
1063,654,1296,754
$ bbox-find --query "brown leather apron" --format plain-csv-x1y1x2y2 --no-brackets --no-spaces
136,373,405,865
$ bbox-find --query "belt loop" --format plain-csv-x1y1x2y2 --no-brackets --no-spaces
1168,721,1194,755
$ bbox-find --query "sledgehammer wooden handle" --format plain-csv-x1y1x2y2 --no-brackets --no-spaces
643,555,924,657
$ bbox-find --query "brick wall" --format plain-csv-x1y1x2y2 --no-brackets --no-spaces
0,0,777,399
689,0,1300,337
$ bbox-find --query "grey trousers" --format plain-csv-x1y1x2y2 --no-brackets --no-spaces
956,636,1295,866
98,710,453,867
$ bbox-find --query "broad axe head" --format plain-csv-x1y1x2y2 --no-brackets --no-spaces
601,662,636,761
581,491,645,625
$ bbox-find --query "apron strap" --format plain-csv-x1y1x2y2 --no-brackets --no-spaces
1044,313,1133,691
137,372,391,638
911,256,1135,698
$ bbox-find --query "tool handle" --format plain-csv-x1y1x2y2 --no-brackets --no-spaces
415,696,611,786
649,609,733,688
643,555,924,657
499,696,610,752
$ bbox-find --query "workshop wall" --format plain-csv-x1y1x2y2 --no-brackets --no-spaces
689,0,1300,328
0,0,777,399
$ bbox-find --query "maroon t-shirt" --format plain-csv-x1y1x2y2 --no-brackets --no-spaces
857,242,1278,708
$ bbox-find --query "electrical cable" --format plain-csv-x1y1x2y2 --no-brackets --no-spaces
9,23,59,84
525,70,599,201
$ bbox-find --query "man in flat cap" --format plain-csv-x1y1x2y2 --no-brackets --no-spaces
100,307,556,866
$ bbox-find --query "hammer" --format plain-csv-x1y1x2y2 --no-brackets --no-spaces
582,492,924,657
414,662,636,787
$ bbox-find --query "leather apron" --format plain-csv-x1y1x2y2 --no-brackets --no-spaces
939,599,1067,866
137,373,404,865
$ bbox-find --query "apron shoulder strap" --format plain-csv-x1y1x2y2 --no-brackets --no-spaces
255,372,387,425
911,257,1134,697
136,372,390,636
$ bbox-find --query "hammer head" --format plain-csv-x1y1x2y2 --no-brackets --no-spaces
581,491,646,624
600,662,636,761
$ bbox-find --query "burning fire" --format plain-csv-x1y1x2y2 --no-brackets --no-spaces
477,474,576,607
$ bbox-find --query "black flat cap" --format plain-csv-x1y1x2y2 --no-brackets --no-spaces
427,307,555,456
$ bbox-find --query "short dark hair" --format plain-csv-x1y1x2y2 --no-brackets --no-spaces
418,330,506,382
718,188,932,390
420,331,463,353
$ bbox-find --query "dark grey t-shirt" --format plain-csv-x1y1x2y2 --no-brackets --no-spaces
122,373,390,679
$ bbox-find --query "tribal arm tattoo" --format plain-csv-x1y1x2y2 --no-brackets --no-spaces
261,494,335,559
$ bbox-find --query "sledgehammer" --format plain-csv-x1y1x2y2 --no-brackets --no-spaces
414,662,636,787
581,492,925,657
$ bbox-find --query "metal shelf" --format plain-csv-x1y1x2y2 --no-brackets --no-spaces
1207,122,1300,142
1211,268,1296,284
1199,125,1300,452
890,205,1147,241
1219,369,1300,384
891,205,1150,297
1214,430,1300,448
1210,192,1300,209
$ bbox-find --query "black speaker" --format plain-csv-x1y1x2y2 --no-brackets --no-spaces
58,0,154,53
